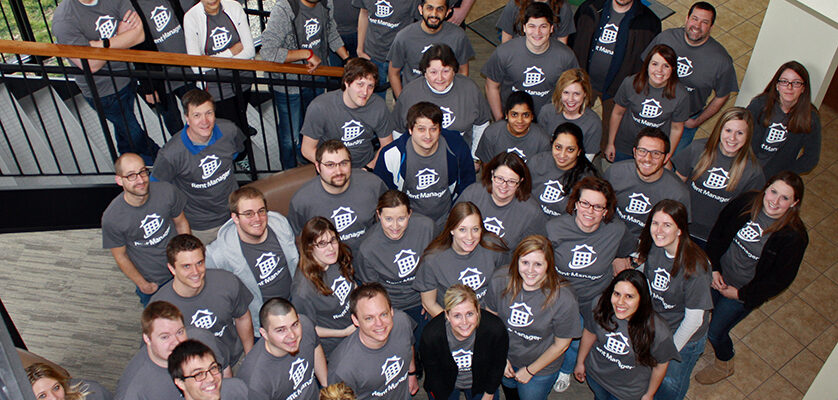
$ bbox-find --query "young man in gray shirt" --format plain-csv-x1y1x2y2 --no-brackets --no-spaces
168,339,252,400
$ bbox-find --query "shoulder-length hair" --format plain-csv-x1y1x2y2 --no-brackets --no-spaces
637,200,710,278
444,284,482,326
593,270,658,367
423,202,508,256
503,235,567,309
26,363,88,400
552,122,598,189
691,107,758,192
564,176,617,223
514,0,565,35
745,171,806,234
633,44,679,99
481,152,532,202
552,68,594,114
298,217,354,296
758,61,817,133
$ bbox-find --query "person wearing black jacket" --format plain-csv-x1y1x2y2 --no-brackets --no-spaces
695,171,808,385
420,284,508,400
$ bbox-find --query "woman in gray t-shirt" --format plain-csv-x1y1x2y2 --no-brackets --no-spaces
538,68,602,159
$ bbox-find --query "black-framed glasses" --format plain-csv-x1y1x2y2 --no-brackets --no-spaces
120,167,151,182
635,147,665,160
182,363,221,382
777,79,804,89
577,199,606,213
492,174,520,187
235,208,268,218
313,237,339,249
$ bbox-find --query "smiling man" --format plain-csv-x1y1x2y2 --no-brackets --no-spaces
169,340,251,400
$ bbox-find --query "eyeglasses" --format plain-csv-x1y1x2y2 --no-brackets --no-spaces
319,160,351,169
182,363,221,382
313,237,339,249
492,174,520,187
235,207,267,218
577,199,606,213
777,79,804,89
635,147,665,160
120,167,151,182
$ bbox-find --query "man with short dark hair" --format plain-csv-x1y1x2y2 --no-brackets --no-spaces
168,340,251,400
152,89,245,245
328,283,419,400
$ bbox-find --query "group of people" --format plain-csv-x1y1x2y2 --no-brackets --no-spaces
36,0,823,400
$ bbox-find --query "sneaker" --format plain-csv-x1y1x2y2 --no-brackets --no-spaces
553,372,571,392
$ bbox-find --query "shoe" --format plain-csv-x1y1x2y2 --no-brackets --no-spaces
553,372,571,392
695,357,734,385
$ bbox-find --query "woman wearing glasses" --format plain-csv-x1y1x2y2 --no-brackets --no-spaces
538,69,601,160
291,216,357,356
545,176,625,392
456,152,545,257
529,122,599,219
746,61,821,178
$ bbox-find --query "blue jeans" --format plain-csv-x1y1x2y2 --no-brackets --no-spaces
86,82,159,164
586,376,620,400
274,90,303,169
674,110,702,155
134,277,169,307
613,150,633,163
370,58,389,99
655,335,706,400
559,313,584,374
502,368,560,400
330,32,357,66
707,289,751,361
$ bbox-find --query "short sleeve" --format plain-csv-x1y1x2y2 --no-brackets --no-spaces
670,141,699,177
300,101,326,140
233,276,254,318
683,267,713,311
151,152,177,182
169,185,188,217
651,319,681,363
101,213,125,249
495,1,516,34
551,289,582,339
412,255,439,292
480,49,506,84
672,88,691,122
614,78,633,108
715,61,739,97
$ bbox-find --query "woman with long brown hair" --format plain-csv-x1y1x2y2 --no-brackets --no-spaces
26,362,111,400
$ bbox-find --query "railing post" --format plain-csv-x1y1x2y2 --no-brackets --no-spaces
7,0,36,43
231,68,258,181
80,59,119,162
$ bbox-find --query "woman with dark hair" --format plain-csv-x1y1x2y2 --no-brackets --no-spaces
545,176,625,392
746,61,821,178
574,270,680,400
420,284,509,400
538,69,602,159
497,0,575,44
695,171,808,385
357,190,435,339
457,152,545,255
671,107,765,247
475,91,551,164
636,200,712,399
530,123,599,218
486,235,581,400
606,44,690,162
291,216,357,356
26,363,112,400
413,202,508,317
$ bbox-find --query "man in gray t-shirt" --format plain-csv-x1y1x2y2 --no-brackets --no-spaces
103,153,190,306
354,0,417,92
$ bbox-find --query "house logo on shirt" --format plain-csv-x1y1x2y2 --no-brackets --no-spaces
639,99,663,118
508,302,534,327
522,66,545,87
341,120,365,142
703,167,730,190
599,23,619,44
330,207,357,232
650,267,671,291
331,275,352,305
375,0,394,18
507,147,526,161
140,214,163,239
440,106,456,129
415,168,440,190
256,252,279,280
393,249,418,277
677,56,693,78
451,349,473,370
199,155,221,179
421,44,433,53
209,27,231,52
625,193,652,214
150,6,171,32
381,355,404,384
539,180,565,203
736,221,763,242
289,358,309,389
483,217,505,237
190,309,217,330
604,332,631,355
458,268,486,291
569,244,597,269
766,123,787,143
95,16,117,39
304,18,320,40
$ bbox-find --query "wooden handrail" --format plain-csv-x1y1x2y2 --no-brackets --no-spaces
0,39,343,77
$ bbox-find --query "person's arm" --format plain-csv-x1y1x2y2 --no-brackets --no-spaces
641,362,669,400
612,257,632,276
368,135,393,169
224,4,255,59
791,114,821,174
513,337,572,384
500,31,513,43
77,10,145,72
666,121,684,164
235,311,255,354
301,136,319,164
110,246,158,294
672,308,704,351
573,329,597,382
448,0,475,25
420,290,444,317
408,347,419,395
314,345,328,387
356,8,371,59
459,62,469,77
557,36,568,44
484,78,504,121
388,64,403,98
605,104,626,162
685,95,729,129
172,212,191,235
315,325,357,338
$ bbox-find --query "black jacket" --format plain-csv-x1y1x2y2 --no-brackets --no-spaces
706,191,808,310
419,310,509,399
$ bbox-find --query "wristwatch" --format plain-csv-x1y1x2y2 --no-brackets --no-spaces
103,38,111,48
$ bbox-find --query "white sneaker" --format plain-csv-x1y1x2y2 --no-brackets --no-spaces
553,372,571,392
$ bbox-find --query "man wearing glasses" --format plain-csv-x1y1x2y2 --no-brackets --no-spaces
603,128,690,274
206,187,299,335
289,140,388,256
102,152,190,306
169,339,252,400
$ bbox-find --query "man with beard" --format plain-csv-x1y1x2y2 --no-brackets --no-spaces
103,153,190,306
387,0,475,99
288,140,388,256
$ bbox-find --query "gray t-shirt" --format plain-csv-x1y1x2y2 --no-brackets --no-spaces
495,0,575,40
643,246,712,342
152,120,244,230
237,314,321,400
291,264,356,355
642,28,738,115
150,269,253,363
288,171,387,256
102,181,186,285
474,120,550,164
528,151,595,218
301,90,393,168
481,37,579,114
353,0,417,62
52,0,134,97
720,211,776,290
328,310,416,400
402,136,453,224
239,228,292,300
537,105,603,155
202,7,248,100
295,0,332,63
115,346,181,400
613,76,691,155
387,21,475,87
220,377,253,400
445,319,476,390
333,0,360,35
413,246,503,305
587,10,625,91
584,314,679,400
357,213,435,310
671,139,765,240
135,0,187,54
604,160,691,257
456,183,546,254
546,213,625,317
486,270,582,375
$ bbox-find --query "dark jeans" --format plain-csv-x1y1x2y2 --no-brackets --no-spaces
86,82,159,164
430,389,494,400
655,335,706,400
213,91,251,134
274,82,322,169
403,304,430,347
586,376,620,400
134,277,170,307
147,83,195,138
707,289,751,361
